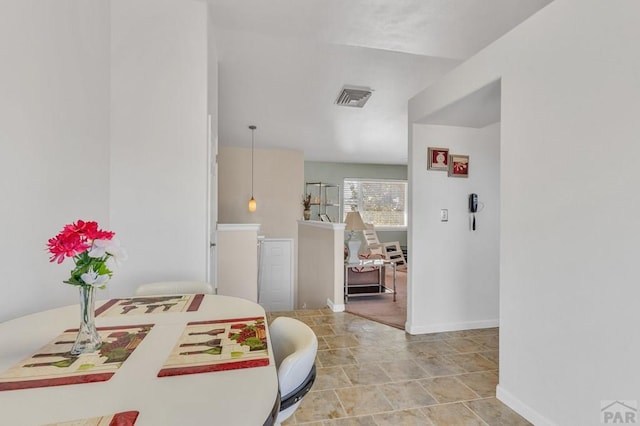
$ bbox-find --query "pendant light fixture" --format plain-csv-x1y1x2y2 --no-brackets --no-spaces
248,125,257,212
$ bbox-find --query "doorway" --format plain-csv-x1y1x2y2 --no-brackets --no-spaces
407,79,501,336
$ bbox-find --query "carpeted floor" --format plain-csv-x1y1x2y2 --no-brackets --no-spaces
345,267,406,329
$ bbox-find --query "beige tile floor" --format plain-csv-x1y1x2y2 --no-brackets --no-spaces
267,309,531,426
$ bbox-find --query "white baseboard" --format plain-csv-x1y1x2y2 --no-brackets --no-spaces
327,298,345,312
497,384,556,426
406,318,498,335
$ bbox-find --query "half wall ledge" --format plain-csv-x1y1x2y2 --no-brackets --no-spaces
297,220,345,312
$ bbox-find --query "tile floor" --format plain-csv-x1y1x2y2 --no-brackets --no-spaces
267,309,531,426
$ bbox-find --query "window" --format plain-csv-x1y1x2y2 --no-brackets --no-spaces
343,178,407,227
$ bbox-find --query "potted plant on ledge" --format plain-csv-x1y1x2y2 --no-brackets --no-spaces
302,194,312,220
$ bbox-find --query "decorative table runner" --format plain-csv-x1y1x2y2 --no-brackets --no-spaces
158,317,269,377
96,294,204,317
43,410,139,426
0,324,153,391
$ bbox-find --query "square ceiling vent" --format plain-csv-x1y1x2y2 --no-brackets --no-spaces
335,86,373,108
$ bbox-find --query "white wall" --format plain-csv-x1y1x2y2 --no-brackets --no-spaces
409,1,640,424
110,0,209,296
0,0,213,320
0,1,110,321
408,123,500,334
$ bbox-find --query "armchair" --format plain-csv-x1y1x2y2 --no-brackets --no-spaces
363,223,407,270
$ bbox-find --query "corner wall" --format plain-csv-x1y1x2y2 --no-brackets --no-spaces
0,0,212,321
0,1,111,321
409,1,640,424
110,0,208,295
408,123,500,333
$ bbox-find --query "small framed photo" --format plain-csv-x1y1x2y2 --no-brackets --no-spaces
427,147,449,171
448,154,469,178
319,213,331,222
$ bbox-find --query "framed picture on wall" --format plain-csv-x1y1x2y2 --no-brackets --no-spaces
448,154,469,178
427,147,449,171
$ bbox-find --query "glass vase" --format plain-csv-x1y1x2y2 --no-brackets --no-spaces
70,285,102,355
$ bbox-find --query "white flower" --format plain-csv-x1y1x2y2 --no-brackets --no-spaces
88,239,110,258
106,239,128,261
106,256,119,270
89,238,127,262
81,268,110,287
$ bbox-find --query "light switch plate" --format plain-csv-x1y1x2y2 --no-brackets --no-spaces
440,209,448,222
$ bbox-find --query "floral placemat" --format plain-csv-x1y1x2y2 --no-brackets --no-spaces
95,294,204,317
0,325,153,391
157,317,269,377
43,410,139,426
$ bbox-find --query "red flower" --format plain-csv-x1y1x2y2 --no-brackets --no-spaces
47,233,90,263
46,220,114,263
64,220,114,241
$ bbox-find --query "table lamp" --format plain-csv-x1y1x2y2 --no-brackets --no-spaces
344,211,366,264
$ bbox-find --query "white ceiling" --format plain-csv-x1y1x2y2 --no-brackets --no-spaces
209,0,553,164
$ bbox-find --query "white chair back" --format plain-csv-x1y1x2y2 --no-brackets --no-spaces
362,223,380,247
134,281,214,296
269,316,318,424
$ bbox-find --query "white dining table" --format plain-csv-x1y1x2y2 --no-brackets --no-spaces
0,294,279,426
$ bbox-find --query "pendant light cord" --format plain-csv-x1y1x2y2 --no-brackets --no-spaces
250,125,255,198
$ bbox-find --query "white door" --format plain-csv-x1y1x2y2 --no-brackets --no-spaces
259,239,293,312
207,115,218,290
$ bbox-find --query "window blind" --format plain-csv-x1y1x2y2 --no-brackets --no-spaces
343,179,407,227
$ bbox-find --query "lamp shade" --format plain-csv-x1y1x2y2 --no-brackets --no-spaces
248,196,257,212
344,211,366,232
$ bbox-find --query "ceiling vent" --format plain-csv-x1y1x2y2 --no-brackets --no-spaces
335,86,373,108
